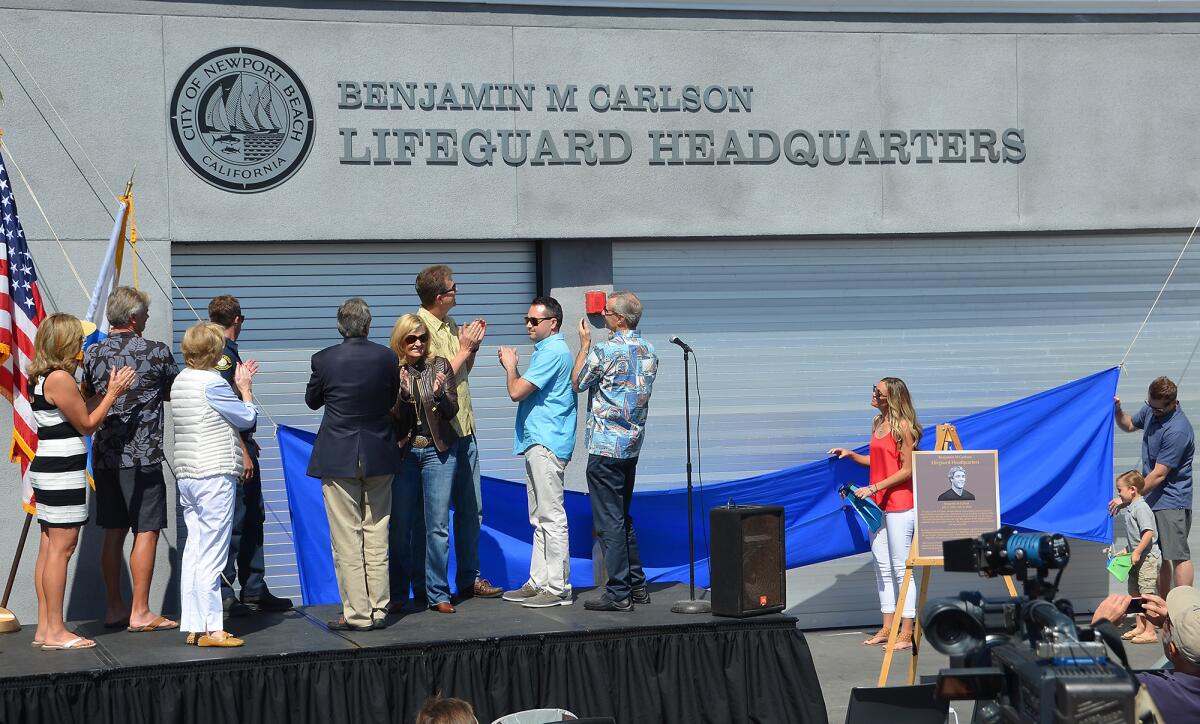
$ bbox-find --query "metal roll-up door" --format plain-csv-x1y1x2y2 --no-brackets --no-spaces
614,233,1200,627
172,241,537,602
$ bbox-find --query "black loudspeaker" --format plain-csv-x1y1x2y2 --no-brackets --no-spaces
710,505,785,618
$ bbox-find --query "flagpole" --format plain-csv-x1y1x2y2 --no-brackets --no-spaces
0,125,25,632
0,513,32,632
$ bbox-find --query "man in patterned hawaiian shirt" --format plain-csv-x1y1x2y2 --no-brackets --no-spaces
572,291,658,613
83,286,180,632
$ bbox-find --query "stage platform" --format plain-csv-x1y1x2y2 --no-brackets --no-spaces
0,583,827,724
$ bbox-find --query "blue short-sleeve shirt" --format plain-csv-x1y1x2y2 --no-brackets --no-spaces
513,333,578,461
1132,404,1195,510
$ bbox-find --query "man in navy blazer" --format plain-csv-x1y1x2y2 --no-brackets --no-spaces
306,298,402,631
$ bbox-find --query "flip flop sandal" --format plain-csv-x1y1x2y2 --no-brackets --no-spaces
127,615,179,633
1131,634,1159,645
1121,629,1140,640
41,636,96,650
30,640,43,648
863,627,889,645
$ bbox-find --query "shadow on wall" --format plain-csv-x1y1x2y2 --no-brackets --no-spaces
64,494,181,621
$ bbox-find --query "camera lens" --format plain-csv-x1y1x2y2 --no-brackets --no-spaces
1007,532,1070,569
921,599,986,658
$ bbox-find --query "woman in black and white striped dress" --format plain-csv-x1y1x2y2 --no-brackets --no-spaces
27,314,133,651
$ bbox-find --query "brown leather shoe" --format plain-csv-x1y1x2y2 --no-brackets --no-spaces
430,602,456,614
198,632,244,648
472,578,503,599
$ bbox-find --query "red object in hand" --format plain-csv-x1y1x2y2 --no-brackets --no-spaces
585,290,607,315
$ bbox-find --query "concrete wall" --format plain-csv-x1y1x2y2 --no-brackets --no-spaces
1,3,1200,245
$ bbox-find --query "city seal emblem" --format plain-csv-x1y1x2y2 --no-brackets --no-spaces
170,47,314,193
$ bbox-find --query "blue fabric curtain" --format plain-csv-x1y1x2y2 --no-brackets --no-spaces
279,367,1119,605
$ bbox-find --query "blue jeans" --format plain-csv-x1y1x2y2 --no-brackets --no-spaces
586,454,645,602
451,434,482,590
390,444,457,605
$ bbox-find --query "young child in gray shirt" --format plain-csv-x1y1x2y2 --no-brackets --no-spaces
1116,469,1161,644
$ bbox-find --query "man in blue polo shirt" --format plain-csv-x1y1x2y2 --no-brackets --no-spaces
1114,376,1196,596
497,296,578,608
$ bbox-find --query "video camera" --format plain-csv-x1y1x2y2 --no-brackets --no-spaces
923,527,1139,724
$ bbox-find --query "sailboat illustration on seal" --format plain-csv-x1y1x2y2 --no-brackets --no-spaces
202,75,285,163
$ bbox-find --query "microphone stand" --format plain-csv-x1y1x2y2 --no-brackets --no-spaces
672,343,710,614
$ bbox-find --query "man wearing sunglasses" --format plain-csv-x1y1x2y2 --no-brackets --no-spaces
572,292,658,612
414,265,503,602
498,296,578,608
1114,376,1196,597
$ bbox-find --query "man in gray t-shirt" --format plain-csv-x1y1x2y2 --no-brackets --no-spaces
1114,376,1195,597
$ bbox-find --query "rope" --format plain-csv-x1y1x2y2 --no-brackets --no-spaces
0,32,180,314
1118,212,1200,369
1177,334,1200,389
0,138,89,301
141,242,203,323
0,27,119,203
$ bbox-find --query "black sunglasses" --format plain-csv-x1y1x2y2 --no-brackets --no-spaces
404,334,429,344
525,316,554,326
440,284,458,295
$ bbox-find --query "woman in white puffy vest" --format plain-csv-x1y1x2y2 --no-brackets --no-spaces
172,322,258,647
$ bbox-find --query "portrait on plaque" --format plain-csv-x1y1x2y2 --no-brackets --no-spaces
913,450,1000,559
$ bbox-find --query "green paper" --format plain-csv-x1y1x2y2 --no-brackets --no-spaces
1107,553,1133,582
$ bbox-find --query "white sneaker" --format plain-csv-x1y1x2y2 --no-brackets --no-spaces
501,583,539,602
521,591,573,608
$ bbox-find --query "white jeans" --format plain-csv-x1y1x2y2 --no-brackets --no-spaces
179,474,236,633
523,445,571,596
869,508,916,618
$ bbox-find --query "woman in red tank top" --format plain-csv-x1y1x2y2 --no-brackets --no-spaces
828,377,922,650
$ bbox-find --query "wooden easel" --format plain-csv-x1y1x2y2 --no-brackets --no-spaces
876,423,1018,686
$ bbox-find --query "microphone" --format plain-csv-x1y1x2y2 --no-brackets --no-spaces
668,336,694,354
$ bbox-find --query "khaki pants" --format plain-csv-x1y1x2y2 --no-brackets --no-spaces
322,473,393,627
523,445,571,596
1128,554,1162,596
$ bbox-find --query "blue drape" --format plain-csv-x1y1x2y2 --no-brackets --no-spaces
279,367,1118,605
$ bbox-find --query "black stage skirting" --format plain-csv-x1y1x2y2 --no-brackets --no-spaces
0,584,827,724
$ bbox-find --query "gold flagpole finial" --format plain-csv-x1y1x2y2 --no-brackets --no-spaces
122,164,136,197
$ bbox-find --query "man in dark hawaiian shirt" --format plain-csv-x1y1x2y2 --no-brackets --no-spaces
82,287,180,632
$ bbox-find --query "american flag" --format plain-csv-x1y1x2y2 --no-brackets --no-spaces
0,149,47,514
